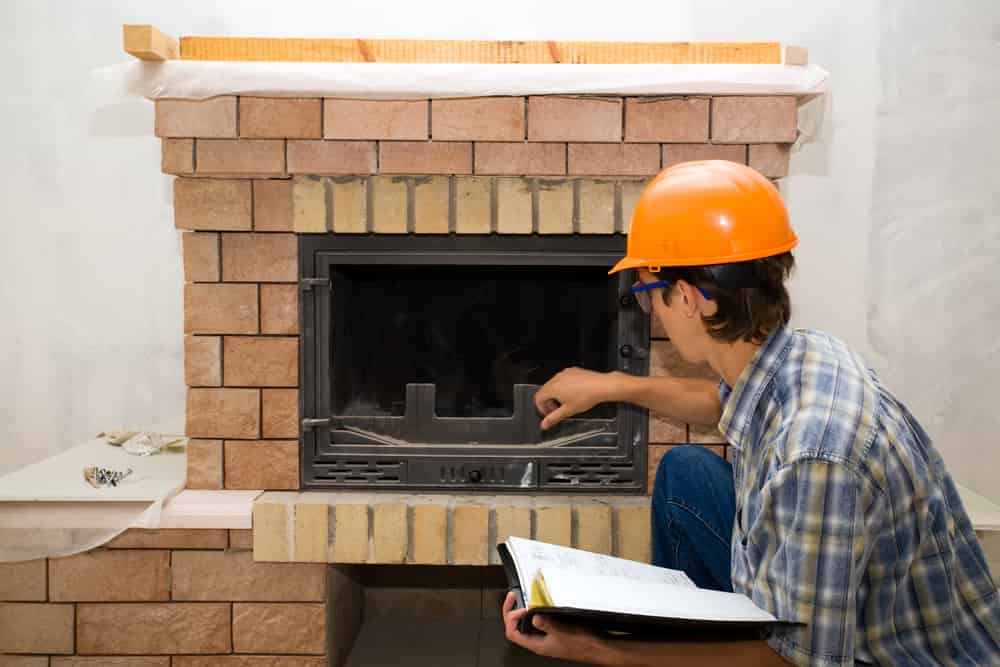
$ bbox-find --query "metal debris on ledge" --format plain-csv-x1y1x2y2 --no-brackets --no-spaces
83,465,134,488
99,429,188,456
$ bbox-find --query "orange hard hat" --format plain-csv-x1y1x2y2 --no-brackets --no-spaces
609,160,797,275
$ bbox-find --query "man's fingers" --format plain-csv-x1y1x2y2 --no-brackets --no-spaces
541,404,572,431
502,591,516,614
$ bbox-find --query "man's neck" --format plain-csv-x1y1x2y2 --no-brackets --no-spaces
705,338,761,388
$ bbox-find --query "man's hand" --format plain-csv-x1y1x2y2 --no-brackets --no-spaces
535,367,622,430
502,592,609,664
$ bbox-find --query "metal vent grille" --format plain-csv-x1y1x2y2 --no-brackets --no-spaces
311,459,404,485
542,461,639,488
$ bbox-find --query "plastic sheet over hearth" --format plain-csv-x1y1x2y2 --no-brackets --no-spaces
95,60,829,101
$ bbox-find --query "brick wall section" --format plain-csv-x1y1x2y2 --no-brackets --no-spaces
253,493,653,566
164,95,797,491
0,529,341,664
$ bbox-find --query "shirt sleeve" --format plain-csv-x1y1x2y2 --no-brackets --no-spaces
743,459,870,667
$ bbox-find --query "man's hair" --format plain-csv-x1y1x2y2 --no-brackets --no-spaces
654,252,795,344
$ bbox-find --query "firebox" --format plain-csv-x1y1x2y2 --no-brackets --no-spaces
299,235,649,492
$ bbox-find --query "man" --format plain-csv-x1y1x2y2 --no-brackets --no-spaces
502,161,1000,666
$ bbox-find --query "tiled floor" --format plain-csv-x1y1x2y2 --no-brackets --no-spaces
345,616,589,667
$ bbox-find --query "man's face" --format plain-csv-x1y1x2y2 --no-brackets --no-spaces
636,268,703,364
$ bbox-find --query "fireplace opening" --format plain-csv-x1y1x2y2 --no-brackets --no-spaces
300,235,649,492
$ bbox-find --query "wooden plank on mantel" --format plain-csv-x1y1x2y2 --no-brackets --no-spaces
177,37,782,64
123,24,179,60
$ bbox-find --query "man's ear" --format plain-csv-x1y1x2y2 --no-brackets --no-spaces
675,280,701,319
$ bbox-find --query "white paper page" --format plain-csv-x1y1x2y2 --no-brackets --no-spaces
540,567,777,623
506,536,695,594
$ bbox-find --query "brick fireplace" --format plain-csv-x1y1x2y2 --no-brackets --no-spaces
0,79,804,664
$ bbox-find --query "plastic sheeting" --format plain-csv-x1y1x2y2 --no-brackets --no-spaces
0,438,186,562
95,60,829,101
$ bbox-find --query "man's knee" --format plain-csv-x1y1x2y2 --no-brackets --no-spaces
653,445,721,503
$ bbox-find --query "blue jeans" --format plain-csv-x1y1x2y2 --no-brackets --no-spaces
651,445,736,592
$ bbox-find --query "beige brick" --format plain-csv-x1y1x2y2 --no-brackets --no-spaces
452,505,489,565
528,96,622,142
568,143,660,176
182,232,220,282
184,335,221,387
325,99,428,140
253,501,290,562
785,45,809,66
535,504,571,547
172,550,325,600
233,603,326,654
372,503,407,564
0,560,46,601
229,529,253,550
576,504,612,555
0,602,74,654
263,388,299,438
186,438,224,489
370,175,408,233
174,178,252,231
53,659,169,667
496,177,532,234
413,176,449,234
662,143,746,168
749,143,791,178
240,98,322,139
223,336,298,387
2,656,50,667
379,141,472,174
625,97,709,143
221,232,297,283
197,139,286,176
432,97,524,141
650,340,719,381
174,659,324,667
186,388,260,439
49,549,169,601
77,603,231,654
106,528,228,550
156,97,237,138
493,505,532,565
294,503,329,563
254,179,294,232
536,179,573,234
649,414,687,444
689,423,727,445
332,504,369,563
184,283,258,335
261,284,299,335
615,506,652,562
711,96,798,144
287,140,376,175
162,138,194,174
225,440,298,490
292,175,328,233
619,179,648,233
330,176,368,233
454,176,491,234
474,142,565,175
578,179,615,234
647,444,670,492
411,503,447,565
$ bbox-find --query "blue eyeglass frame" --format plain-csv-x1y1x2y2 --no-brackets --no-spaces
631,280,714,301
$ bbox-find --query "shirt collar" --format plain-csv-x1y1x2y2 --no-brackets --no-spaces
718,326,794,449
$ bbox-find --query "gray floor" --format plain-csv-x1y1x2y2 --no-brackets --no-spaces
345,616,589,667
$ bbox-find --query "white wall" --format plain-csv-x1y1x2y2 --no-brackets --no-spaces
1,1,998,502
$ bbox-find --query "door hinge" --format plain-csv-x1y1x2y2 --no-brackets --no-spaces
300,278,331,292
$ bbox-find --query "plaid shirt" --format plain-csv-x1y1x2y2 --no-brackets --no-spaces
719,326,1000,666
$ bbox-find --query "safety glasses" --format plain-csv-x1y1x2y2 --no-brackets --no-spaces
630,280,713,314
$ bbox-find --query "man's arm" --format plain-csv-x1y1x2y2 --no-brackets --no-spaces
502,594,789,666
534,368,721,430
